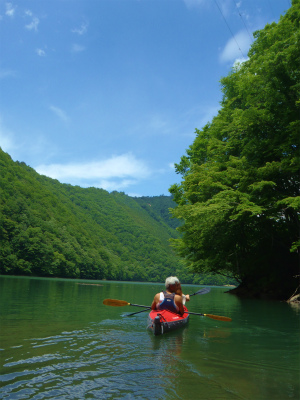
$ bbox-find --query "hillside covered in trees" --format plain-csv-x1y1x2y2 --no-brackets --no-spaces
170,1,300,300
0,148,235,286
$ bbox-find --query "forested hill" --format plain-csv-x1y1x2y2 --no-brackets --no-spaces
0,148,231,285
0,148,175,281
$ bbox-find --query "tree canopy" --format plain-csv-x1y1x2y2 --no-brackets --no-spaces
169,1,300,300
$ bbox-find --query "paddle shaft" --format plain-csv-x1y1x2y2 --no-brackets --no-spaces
188,311,232,322
126,308,151,316
129,303,150,308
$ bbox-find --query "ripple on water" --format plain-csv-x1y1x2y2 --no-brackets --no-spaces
0,322,178,400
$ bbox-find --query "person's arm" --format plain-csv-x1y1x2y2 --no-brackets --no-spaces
151,293,160,310
174,294,184,315
176,284,183,296
176,284,190,305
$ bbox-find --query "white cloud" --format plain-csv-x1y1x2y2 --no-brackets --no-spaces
36,48,46,57
233,57,249,68
36,154,150,180
49,105,70,123
35,154,151,191
5,3,16,17
95,179,138,192
25,16,39,31
71,44,85,53
127,192,143,198
219,30,252,63
71,22,88,35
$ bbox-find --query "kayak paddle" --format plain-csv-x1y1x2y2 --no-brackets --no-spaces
188,311,232,322
103,298,151,308
127,309,232,321
126,288,211,316
104,289,212,316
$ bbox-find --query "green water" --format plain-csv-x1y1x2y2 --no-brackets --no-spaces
0,275,299,399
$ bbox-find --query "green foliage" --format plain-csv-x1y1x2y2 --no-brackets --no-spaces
132,195,182,231
0,148,234,285
170,2,300,299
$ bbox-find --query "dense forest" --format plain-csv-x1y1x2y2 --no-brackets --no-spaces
0,148,235,286
170,1,300,300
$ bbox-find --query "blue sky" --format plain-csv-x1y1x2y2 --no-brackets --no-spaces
0,0,291,197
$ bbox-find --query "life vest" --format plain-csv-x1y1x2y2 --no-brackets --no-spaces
157,291,179,313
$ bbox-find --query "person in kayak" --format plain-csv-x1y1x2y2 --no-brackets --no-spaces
151,276,190,315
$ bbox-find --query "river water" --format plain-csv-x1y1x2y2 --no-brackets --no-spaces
0,275,299,399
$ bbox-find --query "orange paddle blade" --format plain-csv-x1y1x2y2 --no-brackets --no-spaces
103,299,130,307
204,314,232,322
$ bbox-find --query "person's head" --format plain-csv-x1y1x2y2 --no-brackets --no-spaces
165,276,180,290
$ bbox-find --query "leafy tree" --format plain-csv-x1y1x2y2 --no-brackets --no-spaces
170,1,300,299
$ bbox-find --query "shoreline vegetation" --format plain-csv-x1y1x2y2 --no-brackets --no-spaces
169,2,300,302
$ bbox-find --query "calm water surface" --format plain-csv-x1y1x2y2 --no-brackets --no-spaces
0,276,299,399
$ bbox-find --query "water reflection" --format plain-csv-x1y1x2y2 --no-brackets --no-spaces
149,327,186,354
202,327,231,340
287,301,300,313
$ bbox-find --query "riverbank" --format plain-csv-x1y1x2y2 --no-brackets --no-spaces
226,283,300,302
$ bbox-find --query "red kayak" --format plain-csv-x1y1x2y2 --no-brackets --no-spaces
147,306,189,335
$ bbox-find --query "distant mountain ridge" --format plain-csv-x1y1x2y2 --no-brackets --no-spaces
0,148,235,286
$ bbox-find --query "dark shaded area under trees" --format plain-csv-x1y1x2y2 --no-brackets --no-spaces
170,1,300,300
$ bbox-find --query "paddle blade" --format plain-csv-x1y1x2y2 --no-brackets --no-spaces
103,299,130,307
191,288,211,296
204,313,232,322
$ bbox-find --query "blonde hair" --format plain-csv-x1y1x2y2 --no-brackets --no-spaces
165,276,180,288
